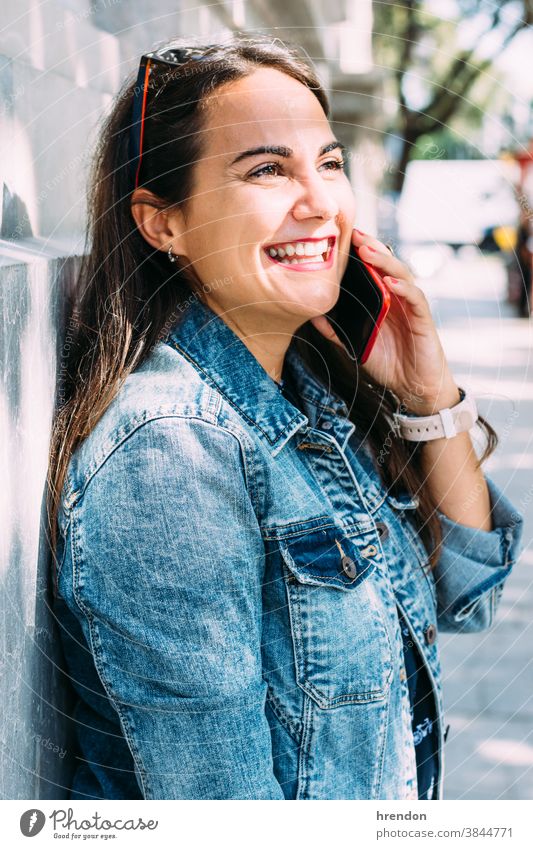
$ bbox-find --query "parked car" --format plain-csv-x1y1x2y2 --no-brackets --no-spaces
478,224,517,254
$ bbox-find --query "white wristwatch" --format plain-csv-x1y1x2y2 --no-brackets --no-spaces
393,388,479,442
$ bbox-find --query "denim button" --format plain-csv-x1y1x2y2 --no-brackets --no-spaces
321,420,333,430
375,521,389,542
424,623,437,645
341,555,357,579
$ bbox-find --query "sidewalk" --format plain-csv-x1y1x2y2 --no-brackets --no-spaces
422,249,533,799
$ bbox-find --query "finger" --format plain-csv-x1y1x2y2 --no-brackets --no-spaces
351,228,390,254
352,228,397,258
352,227,415,281
357,243,412,281
351,229,415,281
382,276,430,319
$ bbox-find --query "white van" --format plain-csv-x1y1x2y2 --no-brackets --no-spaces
397,159,520,246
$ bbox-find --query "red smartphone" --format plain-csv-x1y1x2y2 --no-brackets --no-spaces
326,242,391,364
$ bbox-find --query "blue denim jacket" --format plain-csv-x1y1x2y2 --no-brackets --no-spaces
54,294,524,800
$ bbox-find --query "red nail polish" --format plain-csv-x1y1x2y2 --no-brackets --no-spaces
388,277,399,284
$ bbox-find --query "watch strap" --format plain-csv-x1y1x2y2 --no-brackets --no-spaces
393,388,478,442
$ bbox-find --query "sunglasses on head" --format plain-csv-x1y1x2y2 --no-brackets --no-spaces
129,47,213,190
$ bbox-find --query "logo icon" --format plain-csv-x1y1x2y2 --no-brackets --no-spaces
20,809,46,837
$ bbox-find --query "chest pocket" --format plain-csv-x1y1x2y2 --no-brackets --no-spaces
279,523,394,709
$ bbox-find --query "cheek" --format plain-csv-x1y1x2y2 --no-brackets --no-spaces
187,224,230,264
340,181,357,219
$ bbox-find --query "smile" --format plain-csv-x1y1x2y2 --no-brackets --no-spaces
263,236,336,271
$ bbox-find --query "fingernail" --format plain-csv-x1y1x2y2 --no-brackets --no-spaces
364,245,376,252
388,276,399,284
353,228,367,236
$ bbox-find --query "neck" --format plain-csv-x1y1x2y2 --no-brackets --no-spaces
202,297,299,385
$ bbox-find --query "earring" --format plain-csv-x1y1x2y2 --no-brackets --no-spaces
167,244,179,263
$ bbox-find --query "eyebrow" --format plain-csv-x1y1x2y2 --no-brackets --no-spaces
229,140,347,166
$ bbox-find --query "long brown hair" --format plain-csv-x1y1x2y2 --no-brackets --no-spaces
47,32,497,588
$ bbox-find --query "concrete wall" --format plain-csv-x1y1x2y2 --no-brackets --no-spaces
0,0,382,799
0,241,80,798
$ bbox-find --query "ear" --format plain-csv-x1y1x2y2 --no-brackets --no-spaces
130,188,186,256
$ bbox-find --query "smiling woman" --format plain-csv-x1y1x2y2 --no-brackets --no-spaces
130,61,358,357
47,33,523,801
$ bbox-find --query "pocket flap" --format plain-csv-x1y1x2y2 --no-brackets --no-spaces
279,524,380,591
386,490,420,511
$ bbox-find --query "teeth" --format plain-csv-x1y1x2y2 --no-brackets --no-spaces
266,238,331,259
280,255,323,265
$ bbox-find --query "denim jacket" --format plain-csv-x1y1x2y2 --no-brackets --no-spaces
54,294,524,800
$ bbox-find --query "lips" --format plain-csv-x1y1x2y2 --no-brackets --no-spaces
263,236,336,271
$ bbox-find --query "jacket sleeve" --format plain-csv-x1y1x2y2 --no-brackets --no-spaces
69,416,285,800
432,474,524,633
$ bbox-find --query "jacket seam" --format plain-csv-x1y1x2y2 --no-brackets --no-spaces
70,511,150,799
262,517,376,541
194,415,262,519
65,411,259,515
265,686,303,745
296,695,314,799
262,517,335,540
281,555,374,587
224,421,262,518
87,614,151,798
451,574,508,621
64,408,218,506
54,516,71,583
449,571,511,619
374,673,390,798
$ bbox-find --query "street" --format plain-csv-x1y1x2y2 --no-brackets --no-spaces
419,248,533,799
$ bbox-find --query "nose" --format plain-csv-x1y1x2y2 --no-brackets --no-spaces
291,169,339,223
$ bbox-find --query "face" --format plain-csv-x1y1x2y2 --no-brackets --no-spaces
170,66,357,334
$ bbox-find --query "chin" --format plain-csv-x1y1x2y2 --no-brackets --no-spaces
301,278,340,315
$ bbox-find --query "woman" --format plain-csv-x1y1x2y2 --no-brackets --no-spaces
48,34,523,801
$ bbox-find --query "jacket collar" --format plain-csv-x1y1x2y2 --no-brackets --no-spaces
164,295,351,456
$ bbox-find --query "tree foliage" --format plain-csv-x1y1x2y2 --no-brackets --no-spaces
373,0,533,190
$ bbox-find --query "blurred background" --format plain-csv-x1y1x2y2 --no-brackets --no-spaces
0,0,532,800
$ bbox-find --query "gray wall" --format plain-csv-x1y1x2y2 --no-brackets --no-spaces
0,245,80,798
0,0,381,799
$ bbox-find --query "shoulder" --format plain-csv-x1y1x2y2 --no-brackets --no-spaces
62,340,254,508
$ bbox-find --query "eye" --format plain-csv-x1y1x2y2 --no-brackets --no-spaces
249,162,284,179
248,159,346,179
321,158,346,172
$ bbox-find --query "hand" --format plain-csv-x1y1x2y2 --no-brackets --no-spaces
310,228,461,414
